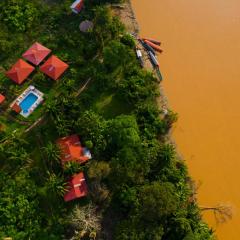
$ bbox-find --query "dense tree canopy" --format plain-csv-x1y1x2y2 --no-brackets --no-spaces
1,0,39,32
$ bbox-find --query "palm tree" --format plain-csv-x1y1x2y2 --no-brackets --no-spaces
45,99,58,120
43,142,60,161
45,171,67,197
1,129,26,146
42,142,61,170
55,119,70,137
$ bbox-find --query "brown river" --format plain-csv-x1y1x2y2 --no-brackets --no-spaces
132,0,240,239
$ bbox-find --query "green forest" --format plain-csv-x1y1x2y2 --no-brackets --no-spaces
0,0,214,239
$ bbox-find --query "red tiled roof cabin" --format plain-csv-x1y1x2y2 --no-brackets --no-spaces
64,172,88,202
0,94,5,104
11,103,21,114
22,42,51,66
6,59,35,85
40,55,69,80
57,134,92,166
70,0,84,14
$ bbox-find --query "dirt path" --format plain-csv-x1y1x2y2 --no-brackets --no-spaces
75,78,92,97
24,116,45,133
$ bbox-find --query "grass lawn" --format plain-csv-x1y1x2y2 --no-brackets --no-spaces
95,92,133,118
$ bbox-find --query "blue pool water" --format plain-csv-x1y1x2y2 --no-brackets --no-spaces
19,93,38,113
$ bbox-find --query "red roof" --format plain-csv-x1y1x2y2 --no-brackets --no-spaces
71,0,84,13
22,42,51,66
11,103,21,113
64,172,88,202
40,55,69,80
0,94,5,104
57,134,91,165
6,59,35,84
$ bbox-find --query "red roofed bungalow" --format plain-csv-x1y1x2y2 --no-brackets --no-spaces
64,172,88,202
22,42,51,66
70,0,84,14
57,134,92,165
6,59,35,85
11,103,21,113
40,55,69,80
0,94,5,104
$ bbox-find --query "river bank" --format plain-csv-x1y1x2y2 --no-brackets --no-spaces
111,0,195,181
112,0,194,176
112,0,213,231
111,0,170,118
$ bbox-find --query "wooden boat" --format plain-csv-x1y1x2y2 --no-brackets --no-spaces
143,38,161,46
138,39,156,55
156,67,163,81
144,39,163,53
148,51,159,67
148,52,163,81
135,48,144,68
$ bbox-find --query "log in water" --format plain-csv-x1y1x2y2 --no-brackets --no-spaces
132,0,240,239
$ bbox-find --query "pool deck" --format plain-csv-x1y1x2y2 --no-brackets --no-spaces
10,85,44,118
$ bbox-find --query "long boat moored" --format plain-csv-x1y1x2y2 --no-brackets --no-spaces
138,39,156,55
144,39,163,53
148,51,159,67
143,38,161,46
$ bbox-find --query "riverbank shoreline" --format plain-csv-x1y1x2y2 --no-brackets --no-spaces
112,0,208,220
119,1,222,238
111,0,171,119
111,0,185,156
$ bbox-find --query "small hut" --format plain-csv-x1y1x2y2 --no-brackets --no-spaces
0,94,5,104
70,0,84,14
64,172,88,202
57,134,92,165
6,59,35,85
40,55,69,80
22,42,51,66
11,103,21,114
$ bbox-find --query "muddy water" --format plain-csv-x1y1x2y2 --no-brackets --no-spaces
131,0,240,239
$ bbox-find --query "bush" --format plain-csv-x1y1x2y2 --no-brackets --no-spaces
121,34,135,48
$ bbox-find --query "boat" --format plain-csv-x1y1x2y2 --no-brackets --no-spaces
143,38,161,46
156,67,163,82
135,47,144,68
144,39,163,53
148,51,159,67
148,52,163,81
138,39,156,55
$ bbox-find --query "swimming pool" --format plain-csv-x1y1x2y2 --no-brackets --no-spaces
10,85,44,118
19,93,38,113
